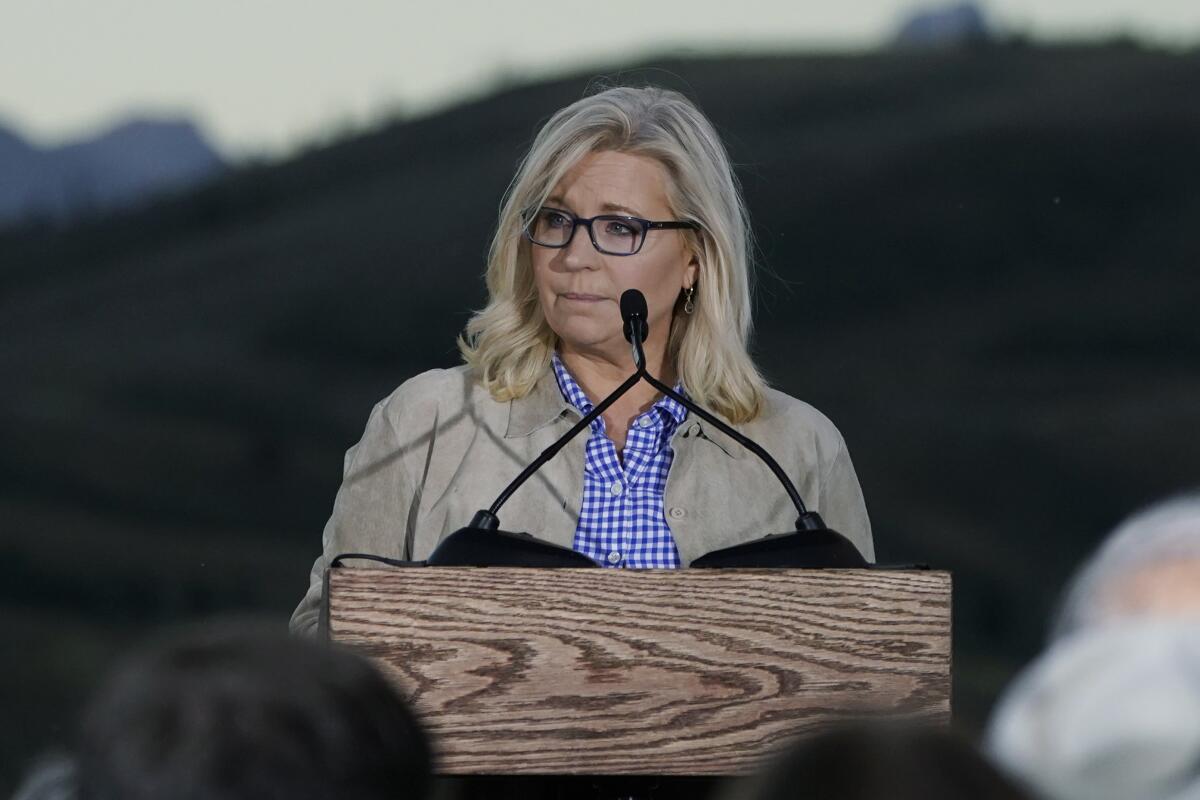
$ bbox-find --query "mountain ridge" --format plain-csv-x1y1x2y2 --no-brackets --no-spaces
0,115,226,227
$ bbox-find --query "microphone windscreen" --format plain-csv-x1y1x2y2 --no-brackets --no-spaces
620,289,648,323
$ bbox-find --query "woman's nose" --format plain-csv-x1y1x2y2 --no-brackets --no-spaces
558,222,599,270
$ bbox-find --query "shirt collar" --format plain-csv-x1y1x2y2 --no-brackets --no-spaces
550,351,596,417
504,353,743,459
504,360,577,439
549,351,689,430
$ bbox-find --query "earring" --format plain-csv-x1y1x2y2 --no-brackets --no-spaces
684,285,696,315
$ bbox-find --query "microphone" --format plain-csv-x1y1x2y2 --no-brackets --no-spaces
620,289,648,368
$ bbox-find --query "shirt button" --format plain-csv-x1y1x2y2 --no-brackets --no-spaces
610,480,623,496
607,551,622,564
638,416,653,429
669,507,686,519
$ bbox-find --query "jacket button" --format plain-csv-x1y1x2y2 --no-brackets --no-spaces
669,507,686,519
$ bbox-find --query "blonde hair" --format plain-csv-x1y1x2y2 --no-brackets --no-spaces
458,84,766,422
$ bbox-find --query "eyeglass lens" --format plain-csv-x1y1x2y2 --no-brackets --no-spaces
528,208,646,255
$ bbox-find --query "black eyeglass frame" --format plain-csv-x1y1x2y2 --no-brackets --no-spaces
522,206,701,256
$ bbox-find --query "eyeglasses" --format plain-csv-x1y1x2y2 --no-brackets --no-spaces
522,206,700,256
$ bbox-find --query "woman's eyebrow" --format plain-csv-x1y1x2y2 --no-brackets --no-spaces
600,201,645,217
544,196,645,218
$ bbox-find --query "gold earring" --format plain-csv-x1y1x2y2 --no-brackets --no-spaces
684,285,696,315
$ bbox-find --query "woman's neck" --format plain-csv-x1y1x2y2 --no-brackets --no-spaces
557,341,673,408
557,340,675,454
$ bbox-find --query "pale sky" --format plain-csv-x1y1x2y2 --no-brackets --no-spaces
3,0,1198,159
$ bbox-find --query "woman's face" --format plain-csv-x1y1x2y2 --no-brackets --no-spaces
530,149,698,366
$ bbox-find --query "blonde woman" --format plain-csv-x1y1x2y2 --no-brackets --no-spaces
291,85,874,635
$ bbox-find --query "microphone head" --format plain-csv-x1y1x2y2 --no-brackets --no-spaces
620,289,649,344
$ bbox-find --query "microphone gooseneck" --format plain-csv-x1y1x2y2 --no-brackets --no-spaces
479,369,642,524
624,291,821,530
477,293,651,527
475,287,823,535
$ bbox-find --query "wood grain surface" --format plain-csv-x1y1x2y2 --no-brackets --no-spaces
328,567,951,776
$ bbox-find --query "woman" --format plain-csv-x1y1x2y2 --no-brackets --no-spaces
291,85,873,636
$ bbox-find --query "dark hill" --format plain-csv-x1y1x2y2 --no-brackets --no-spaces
3,42,1200,789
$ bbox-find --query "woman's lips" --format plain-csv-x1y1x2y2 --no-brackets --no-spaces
561,293,606,302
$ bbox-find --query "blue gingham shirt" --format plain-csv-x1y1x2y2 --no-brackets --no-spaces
551,352,687,569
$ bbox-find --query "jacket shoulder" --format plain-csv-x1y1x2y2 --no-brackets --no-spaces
373,364,494,428
752,386,848,467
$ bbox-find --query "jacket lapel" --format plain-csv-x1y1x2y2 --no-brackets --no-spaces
667,417,796,564
502,367,584,551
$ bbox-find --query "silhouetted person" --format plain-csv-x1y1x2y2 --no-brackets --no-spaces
71,621,432,800
742,720,1032,800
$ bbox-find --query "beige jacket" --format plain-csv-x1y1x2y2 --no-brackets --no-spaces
290,365,874,635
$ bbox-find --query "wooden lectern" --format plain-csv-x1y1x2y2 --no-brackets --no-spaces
325,566,951,778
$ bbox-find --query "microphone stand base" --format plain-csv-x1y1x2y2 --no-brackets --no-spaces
690,526,868,569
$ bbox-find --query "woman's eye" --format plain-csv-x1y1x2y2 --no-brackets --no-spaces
605,220,633,237
543,211,568,228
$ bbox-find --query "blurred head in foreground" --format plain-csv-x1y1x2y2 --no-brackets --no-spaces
745,720,1032,800
1051,492,1200,640
986,493,1200,800
74,622,431,800
987,620,1200,800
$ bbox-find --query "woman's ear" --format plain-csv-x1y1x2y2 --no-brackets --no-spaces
682,232,701,288
686,242,700,289
683,257,699,290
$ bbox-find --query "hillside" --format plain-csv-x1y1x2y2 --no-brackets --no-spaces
3,41,1200,788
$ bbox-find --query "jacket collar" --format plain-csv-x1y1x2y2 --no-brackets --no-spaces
504,366,578,438
677,416,747,460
